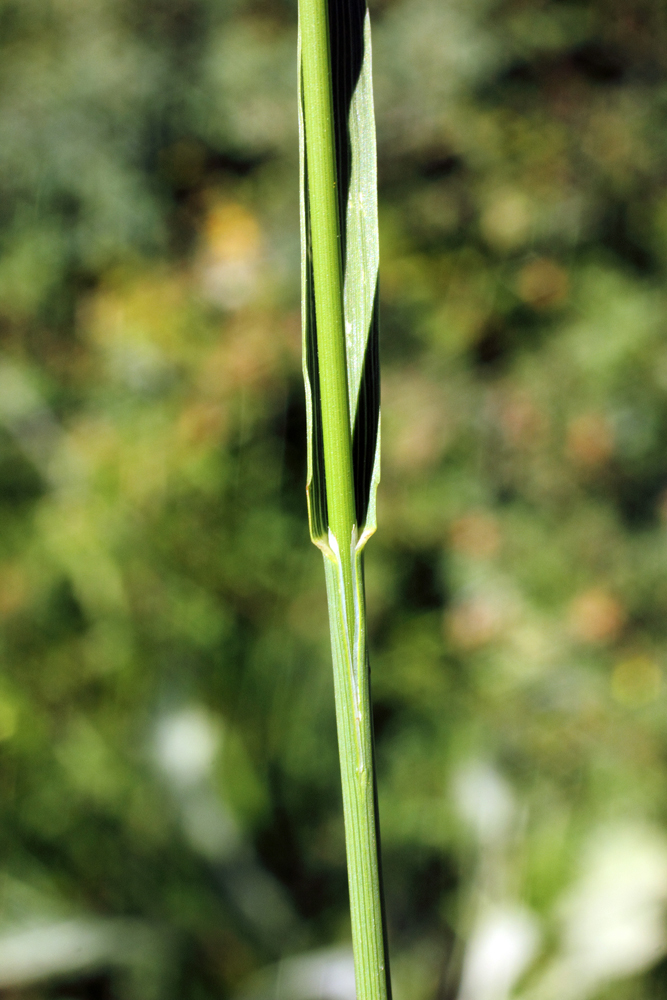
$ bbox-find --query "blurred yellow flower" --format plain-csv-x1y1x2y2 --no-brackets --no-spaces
203,200,261,262
198,198,263,310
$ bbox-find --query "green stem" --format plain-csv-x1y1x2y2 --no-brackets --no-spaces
322,551,391,1000
299,1,391,997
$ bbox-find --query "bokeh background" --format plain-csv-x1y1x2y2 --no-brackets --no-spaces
2,0,667,997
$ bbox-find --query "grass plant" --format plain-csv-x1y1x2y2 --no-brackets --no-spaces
298,1,391,998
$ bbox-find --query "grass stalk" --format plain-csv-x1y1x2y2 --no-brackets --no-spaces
298,1,391,998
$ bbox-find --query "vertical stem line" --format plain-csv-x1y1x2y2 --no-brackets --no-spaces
299,1,391,998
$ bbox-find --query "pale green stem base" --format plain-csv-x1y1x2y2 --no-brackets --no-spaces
323,540,390,1000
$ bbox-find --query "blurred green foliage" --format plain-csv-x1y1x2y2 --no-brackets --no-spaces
3,0,667,998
